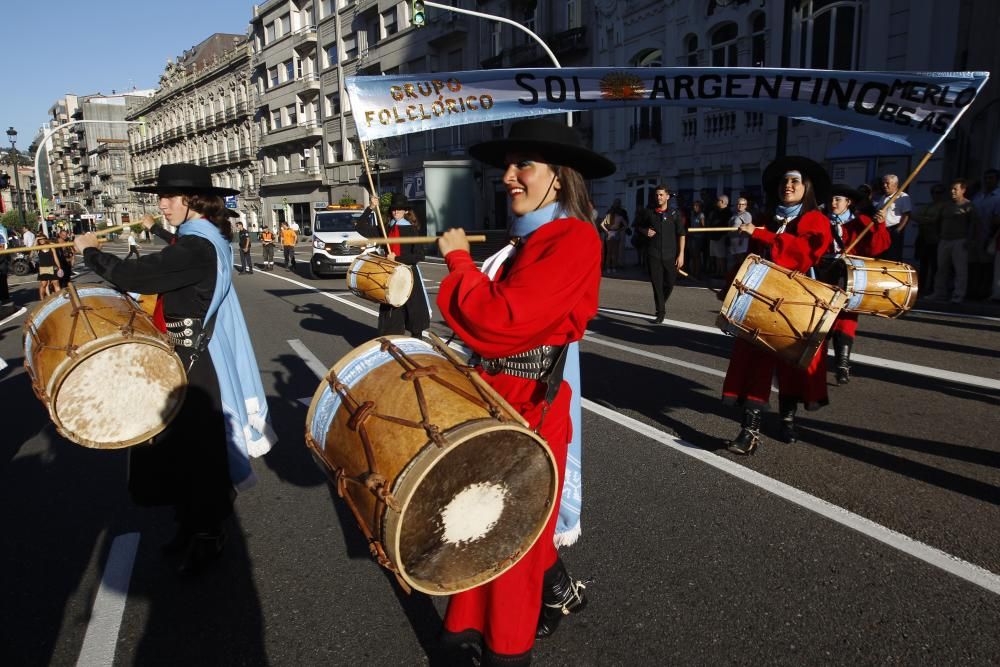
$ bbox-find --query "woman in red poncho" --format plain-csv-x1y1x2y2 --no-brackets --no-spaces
723,156,833,454
435,119,615,666
824,184,891,385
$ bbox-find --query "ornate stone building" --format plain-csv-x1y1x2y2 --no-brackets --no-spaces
127,33,261,229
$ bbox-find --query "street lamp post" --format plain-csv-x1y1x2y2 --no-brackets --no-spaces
6,127,27,228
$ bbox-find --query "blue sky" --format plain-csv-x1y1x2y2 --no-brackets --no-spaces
0,0,258,148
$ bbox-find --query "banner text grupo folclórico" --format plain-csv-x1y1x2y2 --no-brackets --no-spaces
345,67,989,153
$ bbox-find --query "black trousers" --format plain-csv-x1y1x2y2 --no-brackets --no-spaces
648,254,678,316
0,271,8,302
283,245,296,267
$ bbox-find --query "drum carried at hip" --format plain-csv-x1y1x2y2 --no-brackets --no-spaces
834,255,918,318
23,284,187,449
346,253,413,307
305,334,558,595
718,254,848,369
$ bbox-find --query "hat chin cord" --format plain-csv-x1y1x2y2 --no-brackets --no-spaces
532,173,560,213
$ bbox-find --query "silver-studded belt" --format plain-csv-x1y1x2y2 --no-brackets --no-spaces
477,344,564,380
165,316,205,349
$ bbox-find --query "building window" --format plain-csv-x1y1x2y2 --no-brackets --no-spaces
751,12,767,67
567,0,581,29
271,109,282,130
280,14,291,36
287,104,297,126
629,49,662,145
328,141,342,163
325,42,338,68
799,0,861,70
284,60,295,82
343,34,357,60
268,66,279,88
710,23,738,67
382,8,397,37
320,0,333,18
266,22,276,44
326,92,341,116
491,23,502,56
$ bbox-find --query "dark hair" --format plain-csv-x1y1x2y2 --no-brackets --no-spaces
952,178,969,189
403,209,422,232
554,166,593,225
769,176,820,215
183,194,232,239
654,185,670,194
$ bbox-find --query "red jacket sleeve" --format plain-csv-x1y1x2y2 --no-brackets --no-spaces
751,210,831,272
844,214,891,257
436,218,601,358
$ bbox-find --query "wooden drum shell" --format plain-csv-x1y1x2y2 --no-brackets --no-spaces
23,286,187,449
306,336,559,595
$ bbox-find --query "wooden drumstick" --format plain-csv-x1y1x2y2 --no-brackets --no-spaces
345,235,487,247
0,224,132,255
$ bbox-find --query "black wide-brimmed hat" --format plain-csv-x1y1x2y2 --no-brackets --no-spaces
830,183,864,203
762,156,831,204
388,192,412,210
469,118,616,180
130,163,239,196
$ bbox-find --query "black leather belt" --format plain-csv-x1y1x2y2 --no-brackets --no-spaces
477,344,565,381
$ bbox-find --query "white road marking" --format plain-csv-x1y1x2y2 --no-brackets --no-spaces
596,307,1000,391
286,334,1000,598
582,400,1000,597
75,532,141,667
0,306,27,327
250,268,379,318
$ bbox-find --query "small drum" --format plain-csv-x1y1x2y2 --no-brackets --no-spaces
347,254,413,307
23,285,187,449
840,255,918,318
306,335,558,595
718,254,849,369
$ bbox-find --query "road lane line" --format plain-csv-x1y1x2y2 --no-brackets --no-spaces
286,336,1000,597
597,307,1000,391
582,400,1000,597
249,268,379,317
287,338,330,380
0,306,27,327
76,532,141,667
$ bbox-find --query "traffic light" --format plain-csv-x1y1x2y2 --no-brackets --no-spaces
411,1,426,27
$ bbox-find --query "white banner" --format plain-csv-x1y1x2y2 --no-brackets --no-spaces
346,67,989,154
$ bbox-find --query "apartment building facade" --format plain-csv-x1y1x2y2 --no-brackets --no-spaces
588,0,1000,219
127,34,261,228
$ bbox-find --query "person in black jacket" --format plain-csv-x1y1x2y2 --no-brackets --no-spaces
74,163,270,576
634,185,686,323
357,192,430,338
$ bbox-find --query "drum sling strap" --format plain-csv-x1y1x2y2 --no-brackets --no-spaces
165,312,218,372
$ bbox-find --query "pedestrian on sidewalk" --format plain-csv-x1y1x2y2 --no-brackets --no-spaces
237,223,253,274
635,185,686,323
280,221,297,270
126,229,141,259
260,226,276,270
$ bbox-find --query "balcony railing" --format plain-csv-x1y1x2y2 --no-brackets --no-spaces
704,111,737,138
260,165,321,185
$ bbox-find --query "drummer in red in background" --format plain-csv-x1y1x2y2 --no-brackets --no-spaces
723,156,833,455
825,184,891,385
436,118,614,666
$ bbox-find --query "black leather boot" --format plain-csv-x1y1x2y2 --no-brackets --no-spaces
726,408,762,455
536,558,588,639
177,529,227,575
834,332,853,385
778,397,798,443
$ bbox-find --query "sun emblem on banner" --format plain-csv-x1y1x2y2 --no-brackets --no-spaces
599,72,647,99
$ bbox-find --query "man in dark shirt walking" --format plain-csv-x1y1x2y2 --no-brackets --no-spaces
237,223,253,275
635,185,686,323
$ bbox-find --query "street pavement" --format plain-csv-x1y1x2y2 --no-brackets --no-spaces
1,238,998,666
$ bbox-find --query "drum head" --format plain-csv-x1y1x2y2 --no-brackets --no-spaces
387,423,557,595
385,266,414,307
53,339,187,449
